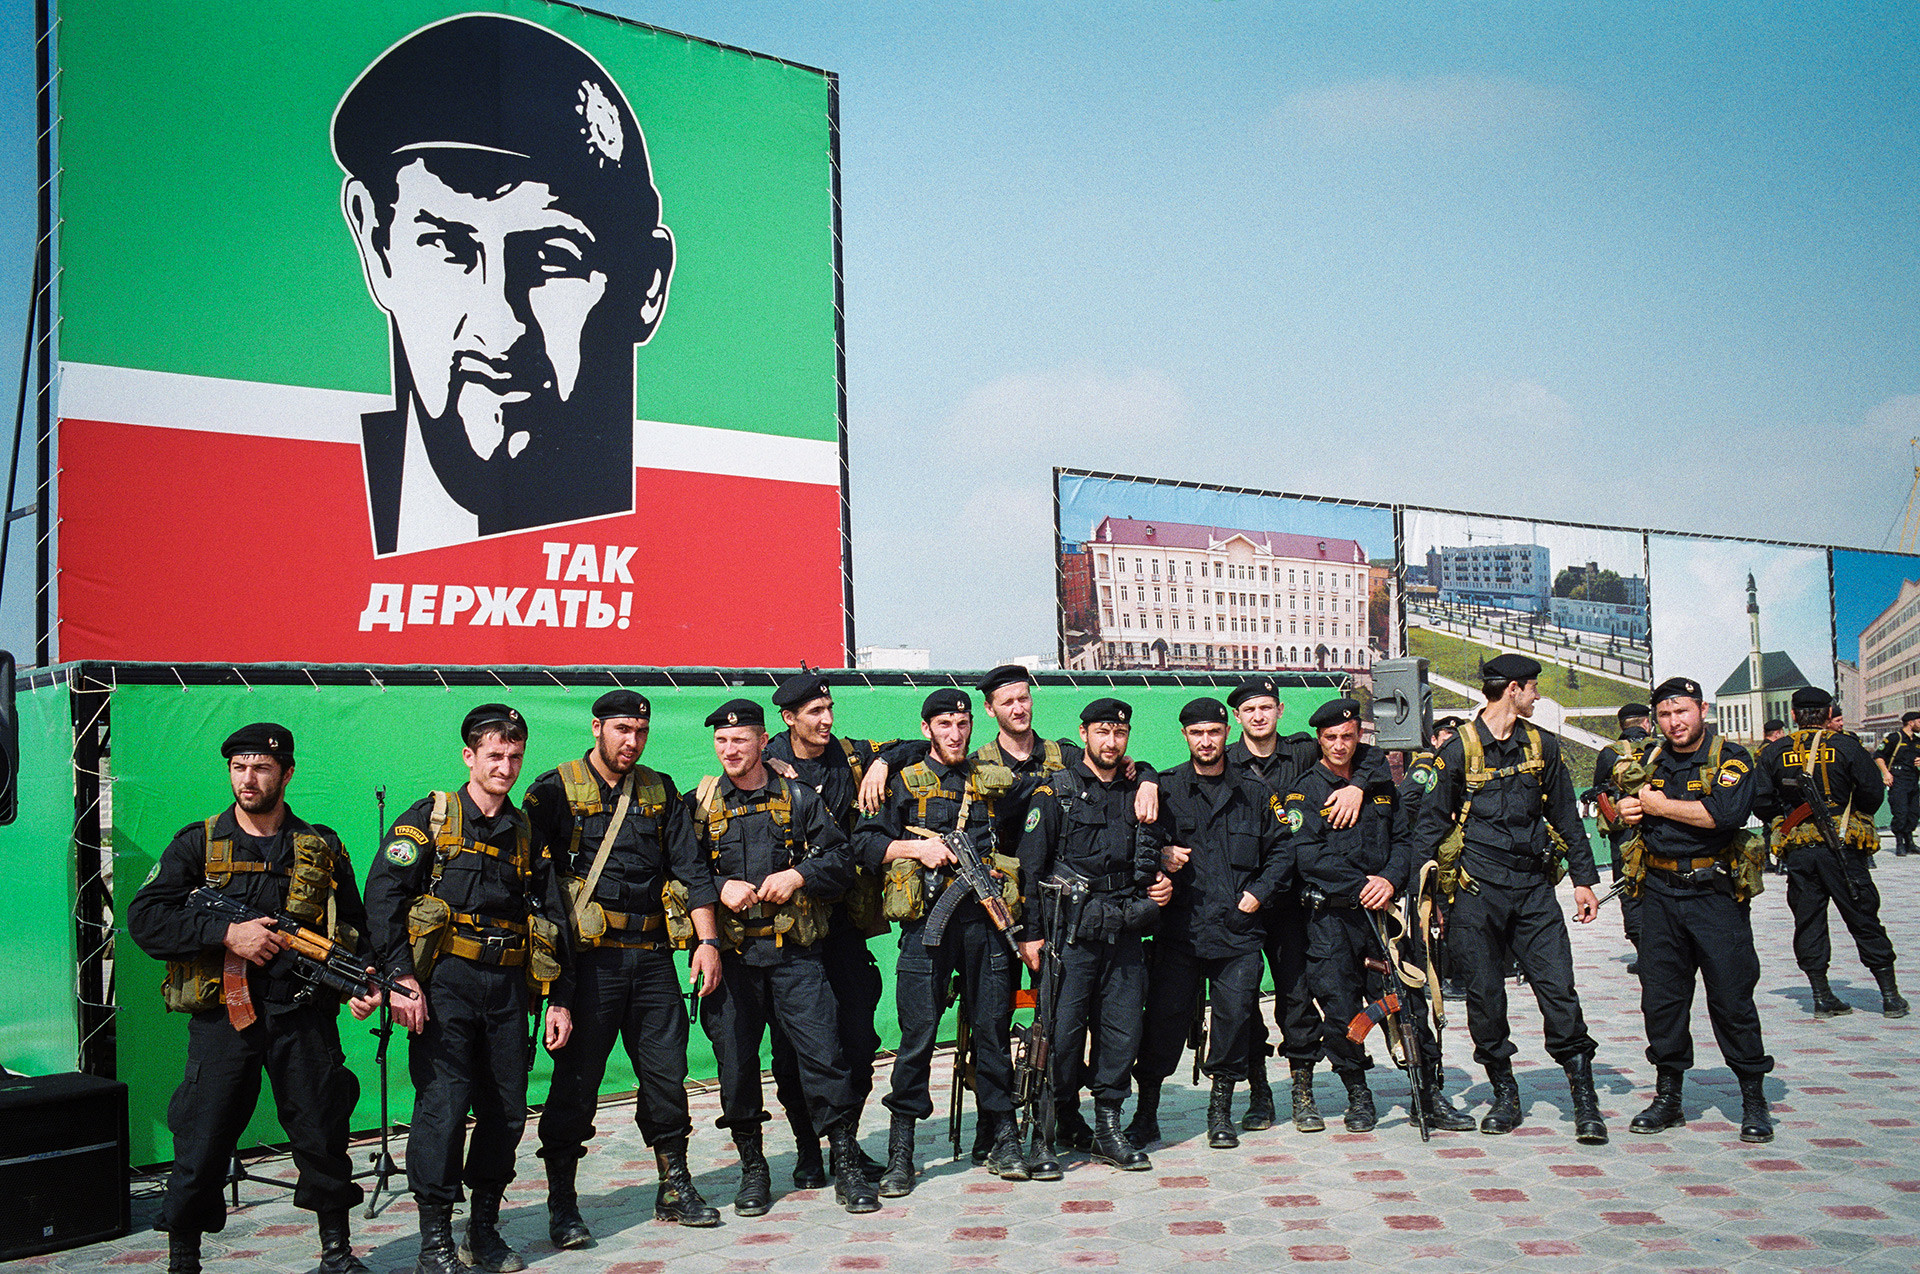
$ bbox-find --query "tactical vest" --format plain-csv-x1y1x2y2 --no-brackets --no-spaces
407,792,553,985
898,760,1017,825
1777,729,1877,854
555,758,668,865
1434,721,1560,898
976,736,1065,776
692,774,825,948
161,818,341,1013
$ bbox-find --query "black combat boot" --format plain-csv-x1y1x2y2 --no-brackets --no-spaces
459,1186,525,1273
1127,1079,1163,1147
878,1115,917,1198
732,1129,773,1217
1808,969,1853,1018
788,1110,827,1188
545,1155,592,1250
317,1208,370,1273
970,1116,993,1166
166,1229,202,1274
1027,1125,1063,1182
1737,1072,1773,1144
1242,1053,1276,1131
1480,1063,1523,1135
1564,1054,1608,1145
1057,1101,1096,1152
1420,1078,1478,1133
1340,1072,1377,1133
653,1143,720,1227
413,1204,462,1274
828,1125,881,1213
984,1111,1031,1181
1291,1064,1326,1133
1207,1076,1240,1149
1629,1066,1685,1134
1873,966,1910,1018
1090,1100,1150,1171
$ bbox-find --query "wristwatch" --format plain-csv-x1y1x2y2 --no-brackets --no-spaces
697,937,721,949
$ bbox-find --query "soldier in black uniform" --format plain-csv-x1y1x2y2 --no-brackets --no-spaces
1754,688,1908,1020
1226,675,1374,1132
526,690,723,1240
364,704,572,1274
1592,702,1654,964
129,724,379,1274
853,688,1042,1194
763,672,915,1187
1282,701,1478,1135
1412,654,1606,1144
1018,698,1169,1174
691,698,877,1216
1396,715,1471,1006
1876,711,1920,855
1615,677,1775,1143
1131,697,1287,1151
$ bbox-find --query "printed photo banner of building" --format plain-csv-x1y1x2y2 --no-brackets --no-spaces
1833,549,1920,746
1083,518,1372,673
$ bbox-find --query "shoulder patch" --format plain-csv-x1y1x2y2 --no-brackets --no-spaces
384,838,420,866
1415,767,1438,792
393,824,429,845
1717,761,1747,788
1285,807,1304,833
141,861,162,888
1432,753,1447,771
1024,807,1042,832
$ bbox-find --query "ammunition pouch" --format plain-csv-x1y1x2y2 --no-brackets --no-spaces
527,915,563,992
989,852,1022,926
1071,886,1158,943
715,905,750,951
1434,824,1467,902
566,877,609,945
1846,811,1879,854
881,857,927,922
1541,827,1570,887
406,894,454,984
1619,830,1648,898
1729,829,1767,904
771,892,828,948
662,880,695,949
844,868,889,938
161,951,224,1014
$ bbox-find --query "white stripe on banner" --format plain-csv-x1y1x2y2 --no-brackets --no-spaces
55,362,839,487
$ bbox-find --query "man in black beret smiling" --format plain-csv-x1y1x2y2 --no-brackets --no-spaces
1412,653,1606,1143
364,704,572,1273
525,689,723,1238
130,725,380,1274
1018,699,1170,1174
333,14,676,555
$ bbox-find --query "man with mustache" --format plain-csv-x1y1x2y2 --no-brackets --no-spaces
334,15,674,555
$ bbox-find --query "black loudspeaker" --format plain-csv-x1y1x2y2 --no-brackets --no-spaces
1371,657,1432,751
0,1072,131,1258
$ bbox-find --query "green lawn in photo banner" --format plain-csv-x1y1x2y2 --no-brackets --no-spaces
1410,627,1643,709
108,676,1340,1165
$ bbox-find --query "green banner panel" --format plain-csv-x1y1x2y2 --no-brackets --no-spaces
110,676,1336,1165
0,681,79,1074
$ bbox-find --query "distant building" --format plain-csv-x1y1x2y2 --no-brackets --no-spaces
1714,573,1814,743
1058,542,1096,648
855,646,930,670
1837,658,1865,734
1548,596,1649,640
1433,543,1551,612
1861,576,1920,740
1082,516,1370,673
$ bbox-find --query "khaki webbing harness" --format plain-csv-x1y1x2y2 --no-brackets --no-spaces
425,791,535,965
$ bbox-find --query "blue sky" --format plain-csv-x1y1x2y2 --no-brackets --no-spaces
3,3,1915,667
1834,548,1920,665
1058,474,1395,561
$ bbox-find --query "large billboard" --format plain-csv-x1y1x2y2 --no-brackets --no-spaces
1055,470,1397,678
53,1,848,666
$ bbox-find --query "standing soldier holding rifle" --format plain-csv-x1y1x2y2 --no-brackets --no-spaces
130,724,383,1274
1591,703,1655,969
1753,688,1908,1021
1017,699,1170,1175
1281,700,1477,1135
1131,697,1288,1151
1613,677,1774,1143
364,705,573,1274
854,688,1039,1194
526,690,723,1239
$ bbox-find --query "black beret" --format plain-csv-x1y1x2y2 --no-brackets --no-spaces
1309,698,1362,730
978,664,1033,699
1904,711,1920,725
922,688,970,720
333,15,663,230
705,698,764,729
771,673,831,710
222,722,294,763
1650,676,1703,704
1617,702,1651,724
1482,653,1541,683
1790,687,1833,712
1227,676,1280,709
1763,719,1786,734
1179,697,1230,726
1080,698,1133,726
592,689,650,720
1432,715,1466,733
462,703,526,741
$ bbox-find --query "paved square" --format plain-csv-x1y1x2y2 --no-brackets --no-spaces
25,861,1920,1272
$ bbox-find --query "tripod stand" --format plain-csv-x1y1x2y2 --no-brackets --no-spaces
358,1001,403,1216
226,1146,296,1208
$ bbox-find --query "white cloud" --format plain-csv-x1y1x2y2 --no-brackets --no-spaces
1279,74,1577,148
945,365,1190,459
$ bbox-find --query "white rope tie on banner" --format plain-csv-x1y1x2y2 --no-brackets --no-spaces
541,669,567,693
232,666,252,693
487,668,509,695
432,668,450,694
171,666,187,694
365,667,385,692
302,666,320,693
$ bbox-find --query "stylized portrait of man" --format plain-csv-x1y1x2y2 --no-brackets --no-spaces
333,14,674,556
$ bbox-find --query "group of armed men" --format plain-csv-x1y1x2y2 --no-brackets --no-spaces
128,655,1910,1274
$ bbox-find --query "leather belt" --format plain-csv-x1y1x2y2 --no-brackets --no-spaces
1647,855,1719,873
601,909,664,933
440,930,528,966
